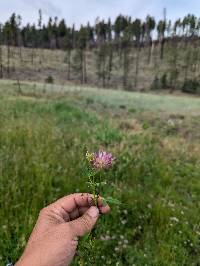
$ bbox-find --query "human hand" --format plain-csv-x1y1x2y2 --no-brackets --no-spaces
16,193,110,266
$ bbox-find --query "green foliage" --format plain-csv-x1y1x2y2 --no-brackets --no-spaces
1,83,200,265
182,79,200,94
86,97,94,105
45,75,54,84
3,12,200,94
151,73,168,90
151,75,161,90
169,69,179,89
96,126,122,146
160,73,168,89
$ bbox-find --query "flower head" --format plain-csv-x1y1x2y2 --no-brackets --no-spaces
86,151,95,162
91,150,114,170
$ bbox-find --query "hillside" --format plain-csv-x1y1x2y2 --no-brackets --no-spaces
1,40,200,93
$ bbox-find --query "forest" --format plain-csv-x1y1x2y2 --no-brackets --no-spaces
1,11,200,93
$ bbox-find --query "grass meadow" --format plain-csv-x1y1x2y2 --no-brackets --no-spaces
1,80,200,265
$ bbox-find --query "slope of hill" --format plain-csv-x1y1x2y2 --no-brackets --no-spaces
1,40,200,93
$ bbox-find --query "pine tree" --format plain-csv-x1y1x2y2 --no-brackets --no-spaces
16,15,22,62
121,24,132,89
72,25,88,83
145,15,155,64
106,18,113,84
38,9,43,66
157,20,166,60
132,19,142,88
58,19,67,48
64,27,72,80
3,21,11,75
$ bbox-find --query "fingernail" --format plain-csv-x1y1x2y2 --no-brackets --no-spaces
88,206,99,218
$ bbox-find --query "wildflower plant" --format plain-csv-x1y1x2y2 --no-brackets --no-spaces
85,150,120,206
77,150,120,264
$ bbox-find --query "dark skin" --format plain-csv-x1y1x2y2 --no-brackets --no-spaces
16,193,110,266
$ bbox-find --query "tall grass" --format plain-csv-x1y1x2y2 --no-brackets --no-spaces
0,82,200,265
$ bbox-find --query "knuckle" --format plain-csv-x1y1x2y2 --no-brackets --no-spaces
39,206,48,216
81,214,91,232
88,197,94,206
71,238,78,249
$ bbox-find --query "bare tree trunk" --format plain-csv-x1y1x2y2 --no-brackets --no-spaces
80,49,84,84
160,38,165,60
193,43,199,80
96,46,106,87
0,41,3,78
17,78,21,94
102,52,106,88
67,49,71,80
134,46,140,89
31,48,34,66
96,49,101,85
83,49,87,83
184,45,190,82
7,44,10,76
107,45,113,84
123,46,129,90
169,41,178,93
147,43,151,64
150,42,155,65
19,45,22,62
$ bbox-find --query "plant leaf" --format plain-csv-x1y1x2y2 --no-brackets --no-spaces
103,196,121,205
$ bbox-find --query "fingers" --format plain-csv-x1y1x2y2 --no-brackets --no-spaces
69,207,88,220
99,205,111,214
96,197,111,214
69,205,110,220
53,193,110,214
79,205,110,215
53,193,94,213
68,206,99,237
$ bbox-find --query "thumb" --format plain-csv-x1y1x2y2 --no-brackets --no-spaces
68,206,99,237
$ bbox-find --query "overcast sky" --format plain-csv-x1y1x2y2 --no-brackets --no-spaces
0,0,200,27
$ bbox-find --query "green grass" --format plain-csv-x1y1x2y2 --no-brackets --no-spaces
1,80,200,265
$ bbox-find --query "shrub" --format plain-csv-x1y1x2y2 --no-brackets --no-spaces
169,69,179,90
86,97,94,105
160,73,168,89
151,74,169,90
150,75,161,90
45,75,54,84
182,79,200,94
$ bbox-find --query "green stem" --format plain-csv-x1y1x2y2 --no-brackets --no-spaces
93,173,98,206
88,173,98,206
98,171,102,198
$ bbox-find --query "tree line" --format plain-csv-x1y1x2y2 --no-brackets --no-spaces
1,11,200,92
2,12,200,49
